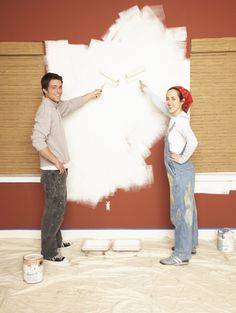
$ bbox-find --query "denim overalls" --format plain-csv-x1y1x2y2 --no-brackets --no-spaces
164,120,198,260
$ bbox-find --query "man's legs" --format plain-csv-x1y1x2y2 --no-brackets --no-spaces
41,170,67,259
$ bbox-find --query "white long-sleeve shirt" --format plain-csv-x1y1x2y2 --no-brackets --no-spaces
144,87,198,163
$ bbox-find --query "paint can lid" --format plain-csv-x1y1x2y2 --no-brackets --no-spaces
23,254,43,260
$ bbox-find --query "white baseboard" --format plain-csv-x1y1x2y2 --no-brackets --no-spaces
0,228,234,240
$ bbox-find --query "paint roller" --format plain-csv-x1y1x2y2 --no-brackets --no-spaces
125,66,146,81
100,71,119,87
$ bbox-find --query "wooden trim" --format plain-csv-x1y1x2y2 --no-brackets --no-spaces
191,37,236,53
0,42,44,55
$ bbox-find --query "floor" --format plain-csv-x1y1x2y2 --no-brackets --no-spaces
0,237,235,313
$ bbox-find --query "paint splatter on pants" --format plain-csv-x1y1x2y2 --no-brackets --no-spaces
166,159,198,260
40,170,68,259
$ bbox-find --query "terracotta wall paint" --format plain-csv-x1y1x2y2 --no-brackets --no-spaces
0,183,171,229
0,0,236,229
1,182,236,229
0,0,236,54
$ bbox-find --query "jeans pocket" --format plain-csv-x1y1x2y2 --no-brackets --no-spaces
168,160,176,176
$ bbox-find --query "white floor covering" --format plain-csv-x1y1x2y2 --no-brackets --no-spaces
0,238,236,313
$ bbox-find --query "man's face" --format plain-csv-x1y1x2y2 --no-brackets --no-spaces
43,79,63,103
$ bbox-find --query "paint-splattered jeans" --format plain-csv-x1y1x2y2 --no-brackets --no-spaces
165,158,198,260
40,169,68,259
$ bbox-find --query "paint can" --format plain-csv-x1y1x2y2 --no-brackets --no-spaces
217,228,235,253
23,254,44,284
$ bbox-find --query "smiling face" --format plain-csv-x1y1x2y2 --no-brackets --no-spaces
43,79,63,103
166,88,184,116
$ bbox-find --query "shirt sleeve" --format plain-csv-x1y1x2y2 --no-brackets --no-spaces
31,104,51,151
58,96,85,117
143,87,170,117
176,117,198,163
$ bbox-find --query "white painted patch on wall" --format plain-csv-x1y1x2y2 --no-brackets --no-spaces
195,173,236,194
44,5,190,206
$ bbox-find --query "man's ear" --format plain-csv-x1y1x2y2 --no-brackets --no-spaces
42,88,47,96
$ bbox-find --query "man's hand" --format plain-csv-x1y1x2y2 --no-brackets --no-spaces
55,159,66,174
91,88,103,100
81,88,103,103
95,88,103,99
39,147,66,174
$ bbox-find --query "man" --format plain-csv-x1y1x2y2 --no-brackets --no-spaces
31,72,102,262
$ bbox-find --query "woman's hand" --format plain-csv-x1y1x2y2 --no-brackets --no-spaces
170,152,181,163
139,80,146,93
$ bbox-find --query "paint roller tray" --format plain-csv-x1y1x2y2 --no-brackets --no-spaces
81,239,111,253
112,239,141,252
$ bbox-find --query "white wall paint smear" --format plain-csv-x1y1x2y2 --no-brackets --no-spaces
45,5,190,206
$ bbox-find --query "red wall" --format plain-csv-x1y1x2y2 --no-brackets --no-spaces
0,0,236,229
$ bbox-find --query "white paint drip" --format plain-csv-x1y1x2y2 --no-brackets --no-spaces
45,5,190,206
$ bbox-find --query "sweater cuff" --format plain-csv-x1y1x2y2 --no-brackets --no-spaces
33,142,47,151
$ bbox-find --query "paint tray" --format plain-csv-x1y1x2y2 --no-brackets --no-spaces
81,239,111,255
112,239,141,252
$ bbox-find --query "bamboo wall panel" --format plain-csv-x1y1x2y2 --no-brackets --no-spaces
0,40,235,174
0,43,44,174
190,38,236,172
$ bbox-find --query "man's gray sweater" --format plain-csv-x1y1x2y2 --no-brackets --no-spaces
31,96,84,169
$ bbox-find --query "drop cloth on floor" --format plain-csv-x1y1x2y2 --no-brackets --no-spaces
0,238,235,313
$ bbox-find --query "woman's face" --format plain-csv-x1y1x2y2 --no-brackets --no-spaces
166,89,184,116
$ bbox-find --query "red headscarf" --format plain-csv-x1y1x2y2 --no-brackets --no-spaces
172,86,193,113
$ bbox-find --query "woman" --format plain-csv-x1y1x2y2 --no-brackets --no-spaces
140,81,198,265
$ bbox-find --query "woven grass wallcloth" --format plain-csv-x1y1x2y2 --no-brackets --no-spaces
0,39,235,174
0,42,44,174
190,38,236,172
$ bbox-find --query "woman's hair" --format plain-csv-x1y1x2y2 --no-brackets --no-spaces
167,87,184,101
167,86,193,112
41,72,63,95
